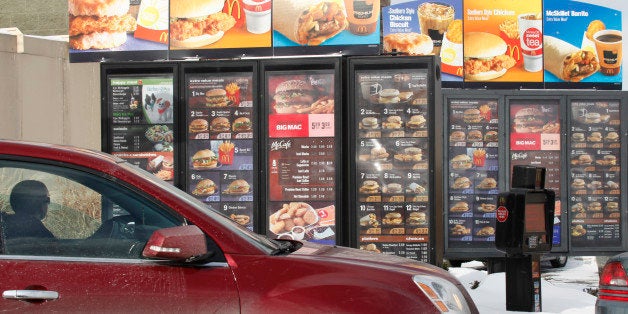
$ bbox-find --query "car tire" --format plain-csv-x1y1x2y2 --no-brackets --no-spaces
550,255,568,268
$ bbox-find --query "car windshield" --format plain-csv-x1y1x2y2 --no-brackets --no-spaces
118,161,282,253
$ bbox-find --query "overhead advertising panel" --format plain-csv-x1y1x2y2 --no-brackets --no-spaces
69,0,168,62
382,0,463,83
543,0,622,88
463,0,543,85
272,0,381,56
169,0,273,59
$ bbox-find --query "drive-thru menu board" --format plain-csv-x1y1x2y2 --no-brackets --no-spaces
509,99,563,246
185,73,256,230
446,98,500,249
354,69,431,262
107,75,175,183
266,71,337,244
568,99,622,248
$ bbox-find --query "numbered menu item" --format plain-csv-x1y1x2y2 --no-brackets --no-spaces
568,100,621,247
266,72,337,244
446,99,499,248
108,75,175,183
185,73,255,230
354,69,431,262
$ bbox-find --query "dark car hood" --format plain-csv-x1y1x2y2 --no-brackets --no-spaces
292,241,453,279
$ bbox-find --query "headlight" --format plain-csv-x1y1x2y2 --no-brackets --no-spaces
413,275,472,313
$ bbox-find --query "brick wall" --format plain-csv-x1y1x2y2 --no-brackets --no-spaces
0,0,68,36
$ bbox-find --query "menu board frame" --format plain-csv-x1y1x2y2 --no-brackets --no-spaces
180,60,260,233
260,57,344,245
347,55,439,263
443,89,627,261
506,94,568,254
101,62,181,187
443,90,506,259
566,93,628,254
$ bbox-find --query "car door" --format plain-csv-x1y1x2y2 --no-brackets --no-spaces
0,161,239,312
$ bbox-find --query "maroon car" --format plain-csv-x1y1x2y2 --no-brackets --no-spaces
0,140,477,313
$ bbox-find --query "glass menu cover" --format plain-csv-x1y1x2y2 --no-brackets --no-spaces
354,69,431,262
107,75,175,183
446,98,500,249
185,72,255,231
266,71,337,244
568,99,621,248
509,99,563,246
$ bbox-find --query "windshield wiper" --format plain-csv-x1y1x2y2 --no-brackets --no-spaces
270,239,302,255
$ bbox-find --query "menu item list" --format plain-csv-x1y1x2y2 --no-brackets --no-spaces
509,100,562,245
108,76,175,182
185,73,255,230
355,69,431,262
568,100,621,247
447,99,499,248
266,72,337,245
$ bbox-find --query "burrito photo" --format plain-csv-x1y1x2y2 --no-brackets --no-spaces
544,35,600,82
273,0,348,45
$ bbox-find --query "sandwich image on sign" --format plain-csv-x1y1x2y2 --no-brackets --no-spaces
169,0,236,48
273,80,316,114
68,0,137,50
192,179,217,196
192,149,219,169
273,0,348,46
544,35,600,82
463,32,516,81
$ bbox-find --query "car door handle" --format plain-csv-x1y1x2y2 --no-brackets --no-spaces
3,290,59,300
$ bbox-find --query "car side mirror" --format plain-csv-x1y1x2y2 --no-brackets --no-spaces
142,225,208,262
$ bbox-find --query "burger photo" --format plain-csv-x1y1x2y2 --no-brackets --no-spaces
605,131,619,142
68,0,137,50
477,177,497,189
463,32,516,81
452,176,471,189
467,130,483,142
406,212,426,225
450,201,469,212
382,116,403,129
450,154,472,170
449,131,466,142
189,118,209,133
370,147,389,161
191,149,219,169
169,0,236,48
587,132,602,142
377,89,401,104
484,130,498,142
462,108,482,123
210,117,231,132
223,179,251,195
192,179,217,196
361,117,379,129
206,89,230,107
232,117,252,132
383,183,403,194
572,132,585,142
513,107,545,133
359,180,380,194
273,80,316,114
406,115,426,129
571,178,586,189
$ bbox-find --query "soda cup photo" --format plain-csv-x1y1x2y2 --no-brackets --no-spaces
518,13,543,72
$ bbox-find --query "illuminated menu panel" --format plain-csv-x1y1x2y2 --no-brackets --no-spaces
568,99,622,248
354,69,431,262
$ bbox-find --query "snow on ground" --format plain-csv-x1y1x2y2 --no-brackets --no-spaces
449,256,599,313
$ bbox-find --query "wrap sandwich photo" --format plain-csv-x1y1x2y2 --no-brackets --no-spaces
273,0,348,46
544,35,600,82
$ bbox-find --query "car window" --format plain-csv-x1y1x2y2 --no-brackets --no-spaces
0,161,183,259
